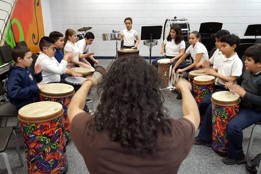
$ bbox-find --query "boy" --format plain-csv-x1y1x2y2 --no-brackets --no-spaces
118,17,140,49
196,44,261,165
197,34,243,119
35,36,81,84
7,45,42,110
76,32,98,67
49,31,64,63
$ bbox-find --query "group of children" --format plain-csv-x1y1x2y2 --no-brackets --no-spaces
6,29,98,110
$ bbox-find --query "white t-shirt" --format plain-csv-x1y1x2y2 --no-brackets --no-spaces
76,39,90,54
186,42,209,61
35,53,68,84
213,52,243,85
120,29,138,47
64,41,80,63
164,39,186,57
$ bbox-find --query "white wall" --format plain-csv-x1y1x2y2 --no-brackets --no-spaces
42,0,261,57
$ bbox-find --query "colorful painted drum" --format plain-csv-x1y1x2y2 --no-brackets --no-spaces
40,83,75,143
211,91,240,154
193,75,215,104
117,48,139,57
71,66,95,77
157,58,171,88
18,101,67,174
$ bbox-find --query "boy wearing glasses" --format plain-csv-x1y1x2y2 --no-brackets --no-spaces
35,36,81,84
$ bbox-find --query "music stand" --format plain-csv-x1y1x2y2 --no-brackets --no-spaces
199,22,223,36
244,24,261,39
141,25,162,63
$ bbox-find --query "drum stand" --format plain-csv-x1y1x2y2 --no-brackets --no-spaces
159,65,177,91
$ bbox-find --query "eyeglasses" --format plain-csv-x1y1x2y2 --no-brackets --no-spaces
47,47,56,51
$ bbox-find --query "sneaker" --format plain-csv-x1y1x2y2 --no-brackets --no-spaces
214,150,227,157
222,155,245,165
194,136,212,147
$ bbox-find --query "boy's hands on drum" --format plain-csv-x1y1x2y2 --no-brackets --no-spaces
72,72,82,77
225,83,246,97
196,60,211,68
204,68,217,76
176,78,192,91
34,64,42,74
84,52,94,58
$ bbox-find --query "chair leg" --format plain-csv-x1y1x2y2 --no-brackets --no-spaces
1,152,13,174
12,130,24,167
245,124,256,161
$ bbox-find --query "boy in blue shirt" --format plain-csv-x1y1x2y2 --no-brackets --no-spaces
7,45,42,110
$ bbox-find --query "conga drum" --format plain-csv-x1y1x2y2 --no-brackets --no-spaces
193,75,215,104
158,58,171,88
18,101,67,174
71,66,95,77
188,69,206,82
40,83,75,143
211,91,240,154
65,76,86,91
117,48,139,57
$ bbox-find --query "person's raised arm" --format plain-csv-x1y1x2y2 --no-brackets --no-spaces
67,77,97,123
176,78,200,130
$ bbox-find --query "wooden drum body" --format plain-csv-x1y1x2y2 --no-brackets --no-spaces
40,83,75,143
71,66,95,77
117,48,139,57
18,101,67,174
211,91,240,154
193,75,215,104
157,59,171,88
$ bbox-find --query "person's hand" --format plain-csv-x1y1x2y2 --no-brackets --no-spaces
84,52,94,58
170,57,176,64
176,69,184,73
131,46,137,49
81,63,91,68
226,83,246,97
176,78,192,91
93,59,98,64
72,72,82,77
34,64,42,74
64,52,73,62
160,51,165,55
205,68,217,76
85,76,98,86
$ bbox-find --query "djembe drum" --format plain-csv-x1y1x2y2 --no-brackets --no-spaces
65,77,86,91
211,91,240,154
18,101,67,174
193,75,215,105
71,66,95,77
158,58,171,88
117,48,139,57
40,83,75,143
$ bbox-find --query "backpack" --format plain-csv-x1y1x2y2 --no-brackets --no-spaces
246,153,261,174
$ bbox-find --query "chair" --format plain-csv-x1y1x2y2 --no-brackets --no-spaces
236,43,255,59
0,83,18,127
0,127,24,174
245,122,261,161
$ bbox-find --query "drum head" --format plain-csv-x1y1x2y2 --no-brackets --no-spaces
18,101,63,123
72,67,95,76
194,75,215,81
158,58,171,64
65,77,86,85
118,48,138,53
212,91,240,105
40,83,74,97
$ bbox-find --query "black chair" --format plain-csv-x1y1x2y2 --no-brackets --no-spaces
240,38,257,44
236,43,255,59
0,127,24,174
0,83,18,127
0,45,13,63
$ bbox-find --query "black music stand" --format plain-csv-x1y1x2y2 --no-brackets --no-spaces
199,22,223,36
244,24,261,39
141,26,162,63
